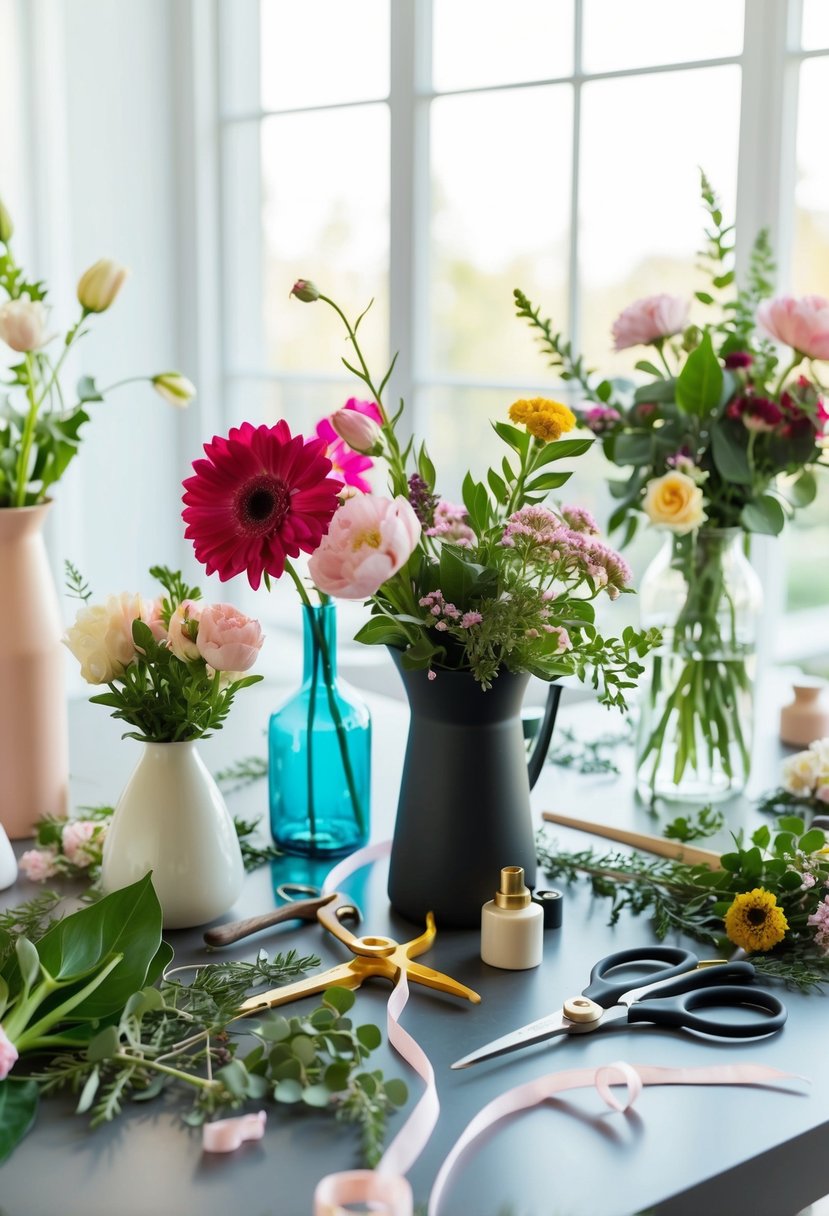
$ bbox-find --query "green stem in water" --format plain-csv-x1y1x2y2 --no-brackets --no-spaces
284,562,367,837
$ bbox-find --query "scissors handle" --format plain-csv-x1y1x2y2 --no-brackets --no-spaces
626,960,756,1002
582,946,698,1008
627,984,787,1039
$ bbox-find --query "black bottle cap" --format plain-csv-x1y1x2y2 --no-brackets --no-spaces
532,888,563,929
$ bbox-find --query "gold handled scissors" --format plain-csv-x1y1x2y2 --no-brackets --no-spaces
239,892,481,1012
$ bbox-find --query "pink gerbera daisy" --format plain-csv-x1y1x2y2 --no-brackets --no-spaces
182,421,342,590
315,398,382,493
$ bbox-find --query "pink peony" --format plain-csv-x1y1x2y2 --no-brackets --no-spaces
196,603,264,672
0,1024,18,1080
19,848,60,881
758,295,829,361
612,294,690,351
167,599,203,662
309,493,421,599
61,820,101,867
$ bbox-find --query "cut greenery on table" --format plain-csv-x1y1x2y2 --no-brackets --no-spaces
0,877,406,1164
538,810,829,990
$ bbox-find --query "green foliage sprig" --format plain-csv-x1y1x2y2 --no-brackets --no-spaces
537,813,829,991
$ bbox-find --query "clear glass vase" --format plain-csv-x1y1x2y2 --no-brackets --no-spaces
636,528,763,805
269,603,371,857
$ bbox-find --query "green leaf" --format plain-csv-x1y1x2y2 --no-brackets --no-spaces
612,432,653,466
76,1066,101,1114
799,829,826,854
259,1014,292,1041
786,470,817,509
32,874,163,1019
751,825,771,850
302,1083,331,1108
634,360,664,378
492,420,530,458
740,495,785,536
779,869,805,892
720,852,741,872
675,332,723,415
710,424,752,485
356,1023,382,1051
77,375,103,403
324,986,355,1014
384,1079,408,1107
86,1025,121,1062
487,468,508,502
778,816,806,834
290,1035,317,1066
524,471,570,492
632,378,676,404
0,1079,39,1162
353,617,411,648
531,436,593,466
15,937,40,990
274,1078,303,1104
215,1060,249,1098
438,544,479,607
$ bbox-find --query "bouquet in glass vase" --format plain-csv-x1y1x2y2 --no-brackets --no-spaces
516,175,829,805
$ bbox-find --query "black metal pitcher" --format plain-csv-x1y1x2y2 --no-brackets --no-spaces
387,654,561,929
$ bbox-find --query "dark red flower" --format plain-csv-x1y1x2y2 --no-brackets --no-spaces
182,421,342,590
724,351,754,370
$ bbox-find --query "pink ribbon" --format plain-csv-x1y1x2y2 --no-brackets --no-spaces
313,844,808,1215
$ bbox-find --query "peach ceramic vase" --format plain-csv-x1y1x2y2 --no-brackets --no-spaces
0,503,69,839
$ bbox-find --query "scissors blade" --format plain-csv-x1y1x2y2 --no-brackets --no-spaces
450,1008,571,1070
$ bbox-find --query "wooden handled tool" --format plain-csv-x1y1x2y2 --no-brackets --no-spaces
204,893,359,947
541,810,722,869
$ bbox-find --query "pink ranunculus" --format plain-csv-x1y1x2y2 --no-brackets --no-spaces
308,493,421,600
196,603,264,672
61,820,100,867
0,1024,18,1080
330,407,382,455
757,295,829,361
167,599,203,661
19,848,60,881
611,294,690,351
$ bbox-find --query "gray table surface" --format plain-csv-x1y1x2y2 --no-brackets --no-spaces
1,674,826,1216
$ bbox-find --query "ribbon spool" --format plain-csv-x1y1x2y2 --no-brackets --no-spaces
532,887,563,929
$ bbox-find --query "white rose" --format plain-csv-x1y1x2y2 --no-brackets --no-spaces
64,593,148,684
781,749,820,796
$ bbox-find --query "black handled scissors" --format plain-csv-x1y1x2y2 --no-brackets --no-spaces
452,946,787,1070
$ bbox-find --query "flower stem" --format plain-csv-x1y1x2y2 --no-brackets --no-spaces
775,352,803,397
13,353,39,507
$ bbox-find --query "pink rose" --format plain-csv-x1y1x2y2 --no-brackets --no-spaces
0,1024,18,1080
167,599,203,661
611,294,690,351
330,408,382,455
19,848,60,881
61,819,101,867
0,298,49,352
196,603,264,672
757,295,829,361
308,494,421,599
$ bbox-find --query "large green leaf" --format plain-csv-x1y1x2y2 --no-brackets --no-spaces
0,1079,39,1163
611,432,653,466
32,874,163,1019
438,544,480,607
740,495,786,536
675,333,723,415
530,436,593,467
710,423,752,485
353,617,412,648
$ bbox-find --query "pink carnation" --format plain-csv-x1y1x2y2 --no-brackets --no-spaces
808,895,829,952
309,493,421,600
61,820,100,867
758,295,829,361
461,611,483,628
582,406,621,435
19,848,60,881
0,1024,18,1080
196,603,264,672
612,294,690,351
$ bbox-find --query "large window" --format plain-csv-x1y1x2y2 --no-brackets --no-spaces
218,0,828,653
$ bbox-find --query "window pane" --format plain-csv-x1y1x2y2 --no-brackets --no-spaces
433,0,573,92
430,87,572,379
792,58,829,297
802,0,829,50
784,477,829,613
224,375,357,438
224,106,390,376
582,0,743,73
260,0,389,110
579,67,741,372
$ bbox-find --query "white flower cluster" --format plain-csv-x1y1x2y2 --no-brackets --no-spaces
781,738,829,802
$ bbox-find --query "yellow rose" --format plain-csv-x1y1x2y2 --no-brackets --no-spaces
642,471,707,534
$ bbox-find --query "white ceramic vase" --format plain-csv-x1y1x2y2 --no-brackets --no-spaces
101,741,245,929
0,822,17,890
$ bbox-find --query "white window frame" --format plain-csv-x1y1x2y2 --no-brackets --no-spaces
186,0,825,665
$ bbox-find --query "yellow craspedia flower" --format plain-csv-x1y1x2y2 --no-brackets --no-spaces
723,888,788,953
508,397,576,443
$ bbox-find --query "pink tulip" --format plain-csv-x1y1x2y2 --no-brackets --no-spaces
0,298,48,352
330,407,382,454
308,494,421,599
196,603,264,672
0,1024,18,1080
611,294,690,351
757,295,829,361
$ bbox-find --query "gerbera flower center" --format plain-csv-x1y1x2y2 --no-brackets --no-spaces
747,908,767,926
235,475,291,535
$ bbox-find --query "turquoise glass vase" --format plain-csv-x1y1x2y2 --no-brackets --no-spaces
269,603,370,857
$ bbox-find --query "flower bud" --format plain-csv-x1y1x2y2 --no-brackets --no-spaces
330,407,382,454
290,279,320,303
152,371,196,408
681,325,704,353
77,258,128,313
0,298,48,352
0,197,13,244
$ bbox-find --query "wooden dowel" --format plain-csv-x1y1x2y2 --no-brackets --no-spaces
541,810,722,870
